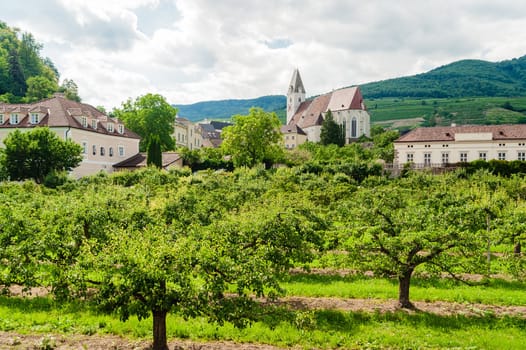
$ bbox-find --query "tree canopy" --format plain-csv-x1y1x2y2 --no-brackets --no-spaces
0,21,64,103
113,93,177,152
0,127,83,183
221,107,284,167
320,109,345,146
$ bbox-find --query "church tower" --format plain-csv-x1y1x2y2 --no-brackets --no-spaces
287,68,306,124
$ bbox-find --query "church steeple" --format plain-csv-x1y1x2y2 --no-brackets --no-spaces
287,68,306,124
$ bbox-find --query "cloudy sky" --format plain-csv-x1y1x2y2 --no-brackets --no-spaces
4,0,526,110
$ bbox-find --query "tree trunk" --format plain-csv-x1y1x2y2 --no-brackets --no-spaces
398,268,414,309
152,309,168,350
514,240,521,255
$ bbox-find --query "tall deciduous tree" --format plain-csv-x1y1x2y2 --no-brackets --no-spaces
320,109,345,146
113,93,176,152
26,75,58,101
0,128,82,183
59,78,81,102
221,107,284,167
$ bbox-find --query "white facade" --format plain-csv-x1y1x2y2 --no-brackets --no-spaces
394,125,526,167
174,117,203,150
0,96,140,177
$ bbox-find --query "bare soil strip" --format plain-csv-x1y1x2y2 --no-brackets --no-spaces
0,332,284,350
280,296,526,318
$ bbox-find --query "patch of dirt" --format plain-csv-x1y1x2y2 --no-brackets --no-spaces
280,296,526,318
0,332,284,350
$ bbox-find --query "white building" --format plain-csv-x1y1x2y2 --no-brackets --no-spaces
0,95,140,177
174,116,203,150
286,68,371,144
394,124,526,167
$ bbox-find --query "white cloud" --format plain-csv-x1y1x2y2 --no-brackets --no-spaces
4,0,526,111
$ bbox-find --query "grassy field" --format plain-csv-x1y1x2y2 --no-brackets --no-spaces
282,273,526,306
1,272,526,349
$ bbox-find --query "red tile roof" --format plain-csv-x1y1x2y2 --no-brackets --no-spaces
0,96,140,139
396,124,526,143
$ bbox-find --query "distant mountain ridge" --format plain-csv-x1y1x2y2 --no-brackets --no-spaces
173,55,526,121
174,95,286,122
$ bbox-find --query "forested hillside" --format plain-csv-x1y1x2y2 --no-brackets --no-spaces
0,21,80,103
361,56,526,98
174,95,286,121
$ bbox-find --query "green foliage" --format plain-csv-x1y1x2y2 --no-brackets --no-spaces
147,135,162,168
319,110,345,146
58,78,81,102
0,21,61,101
221,107,284,168
342,172,488,307
0,128,82,183
113,93,177,152
174,95,286,122
368,96,526,127
26,75,58,101
361,56,526,99
180,147,233,171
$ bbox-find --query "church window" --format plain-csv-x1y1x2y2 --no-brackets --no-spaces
351,118,357,138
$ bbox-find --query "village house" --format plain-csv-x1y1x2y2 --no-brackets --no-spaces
174,117,232,150
285,69,371,145
0,95,140,177
394,124,526,167
174,116,203,150
281,124,307,149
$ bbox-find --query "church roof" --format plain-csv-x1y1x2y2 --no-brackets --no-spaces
288,68,305,94
288,86,366,129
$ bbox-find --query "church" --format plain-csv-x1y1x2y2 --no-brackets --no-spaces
285,69,371,144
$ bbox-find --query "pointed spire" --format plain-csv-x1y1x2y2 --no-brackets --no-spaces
288,68,305,94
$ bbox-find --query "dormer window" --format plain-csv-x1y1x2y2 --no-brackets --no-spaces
81,116,87,127
107,122,114,133
92,119,98,129
30,113,40,124
10,114,19,124
118,124,124,134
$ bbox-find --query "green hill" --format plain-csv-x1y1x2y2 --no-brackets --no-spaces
174,95,286,122
361,56,526,98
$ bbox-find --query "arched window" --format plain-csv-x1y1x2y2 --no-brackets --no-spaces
100,147,105,156
342,120,347,140
109,147,114,157
351,118,357,138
